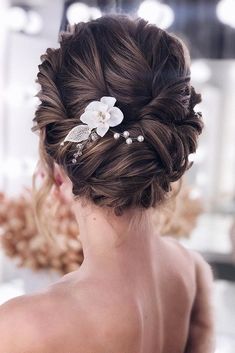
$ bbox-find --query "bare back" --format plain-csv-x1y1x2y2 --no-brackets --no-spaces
0,235,214,353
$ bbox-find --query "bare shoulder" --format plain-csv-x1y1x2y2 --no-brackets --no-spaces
161,236,212,270
0,291,52,353
161,235,196,264
160,236,214,285
0,280,134,353
165,236,214,285
0,288,95,353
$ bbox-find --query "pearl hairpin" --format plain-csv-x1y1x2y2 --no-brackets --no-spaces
113,130,144,144
70,130,144,164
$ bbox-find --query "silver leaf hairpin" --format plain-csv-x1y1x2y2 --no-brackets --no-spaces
61,124,91,144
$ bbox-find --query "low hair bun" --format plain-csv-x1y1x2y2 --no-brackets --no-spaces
33,14,204,220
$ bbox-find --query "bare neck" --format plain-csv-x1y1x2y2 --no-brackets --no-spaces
71,199,157,273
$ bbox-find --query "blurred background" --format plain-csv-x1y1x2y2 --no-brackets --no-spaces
0,0,235,352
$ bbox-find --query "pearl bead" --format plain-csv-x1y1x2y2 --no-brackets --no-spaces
123,131,130,138
72,158,77,164
113,132,120,139
137,135,144,142
126,138,132,144
60,142,64,146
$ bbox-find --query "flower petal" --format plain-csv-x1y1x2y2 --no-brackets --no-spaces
63,125,91,143
85,101,108,113
96,122,110,137
100,96,116,109
108,107,124,127
80,110,99,128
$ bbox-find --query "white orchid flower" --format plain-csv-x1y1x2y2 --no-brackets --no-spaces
61,96,124,145
80,96,124,137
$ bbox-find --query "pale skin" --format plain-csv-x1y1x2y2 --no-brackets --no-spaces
0,167,215,353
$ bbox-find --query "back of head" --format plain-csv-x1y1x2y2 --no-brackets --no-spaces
33,14,203,222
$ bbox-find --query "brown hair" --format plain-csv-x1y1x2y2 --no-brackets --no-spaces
32,14,203,236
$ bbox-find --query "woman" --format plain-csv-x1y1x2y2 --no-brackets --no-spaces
0,14,215,353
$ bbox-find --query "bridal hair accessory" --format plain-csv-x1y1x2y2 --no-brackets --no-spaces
60,96,145,164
